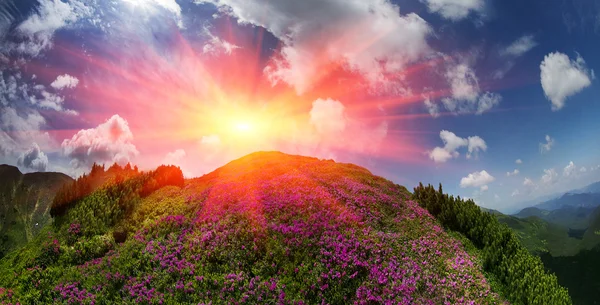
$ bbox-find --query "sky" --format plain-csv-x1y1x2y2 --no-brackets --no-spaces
0,0,599,213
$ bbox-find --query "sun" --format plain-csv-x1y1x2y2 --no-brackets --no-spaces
234,122,253,133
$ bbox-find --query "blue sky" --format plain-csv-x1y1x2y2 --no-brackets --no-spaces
0,0,599,213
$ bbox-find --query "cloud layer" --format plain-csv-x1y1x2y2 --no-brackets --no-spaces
426,63,501,116
199,0,432,94
420,0,485,21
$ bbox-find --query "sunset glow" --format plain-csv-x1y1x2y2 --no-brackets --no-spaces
1,0,599,210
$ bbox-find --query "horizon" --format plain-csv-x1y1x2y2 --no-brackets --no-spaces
1,0,599,212
2,149,598,214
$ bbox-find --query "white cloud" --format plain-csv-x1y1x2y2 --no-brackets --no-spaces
424,98,440,118
420,0,485,21
480,185,489,192
0,107,53,159
511,189,520,197
475,92,502,114
466,136,487,159
1,69,75,114
17,143,48,172
521,177,537,194
515,159,522,164
202,26,239,55
506,169,519,177
580,167,587,173
309,98,347,135
539,135,554,153
429,146,455,163
429,130,486,163
541,168,558,185
494,193,500,201
199,0,432,94
563,161,577,177
51,74,79,90
440,129,469,151
540,52,594,111
446,64,479,102
5,0,91,57
500,35,537,57
460,170,495,189
123,0,183,28
439,64,501,115
162,149,186,166
61,115,139,169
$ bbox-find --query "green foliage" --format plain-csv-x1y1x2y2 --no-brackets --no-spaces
540,244,600,305
495,214,581,256
50,162,139,217
53,164,185,239
413,183,572,305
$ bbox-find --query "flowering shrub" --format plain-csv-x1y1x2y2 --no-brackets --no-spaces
38,233,62,266
68,223,81,236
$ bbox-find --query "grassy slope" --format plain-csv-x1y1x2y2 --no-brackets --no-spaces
0,152,507,304
0,165,72,257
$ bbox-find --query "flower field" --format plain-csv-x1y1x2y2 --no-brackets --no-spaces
0,152,510,304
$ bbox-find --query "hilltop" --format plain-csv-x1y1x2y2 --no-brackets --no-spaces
0,165,72,258
0,152,570,304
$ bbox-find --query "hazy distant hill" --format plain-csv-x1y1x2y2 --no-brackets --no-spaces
573,181,600,194
533,193,600,211
514,205,596,230
0,165,72,257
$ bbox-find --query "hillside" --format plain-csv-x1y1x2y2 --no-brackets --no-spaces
541,245,600,305
514,206,595,231
0,152,570,304
0,165,72,258
494,213,580,256
580,206,600,250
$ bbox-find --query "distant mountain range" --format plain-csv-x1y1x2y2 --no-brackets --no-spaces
508,181,600,215
0,165,72,258
533,192,600,211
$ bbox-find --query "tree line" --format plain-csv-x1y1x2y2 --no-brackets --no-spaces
50,163,184,218
412,183,572,305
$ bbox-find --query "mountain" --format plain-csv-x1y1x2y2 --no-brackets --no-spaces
502,192,563,214
0,152,571,304
572,181,600,194
507,181,600,215
494,213,581,256
580,206,600,250
534,193,600,211
514,205,596,231
0,165,72,258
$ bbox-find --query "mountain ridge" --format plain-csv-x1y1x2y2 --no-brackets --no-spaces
0,164,73,257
